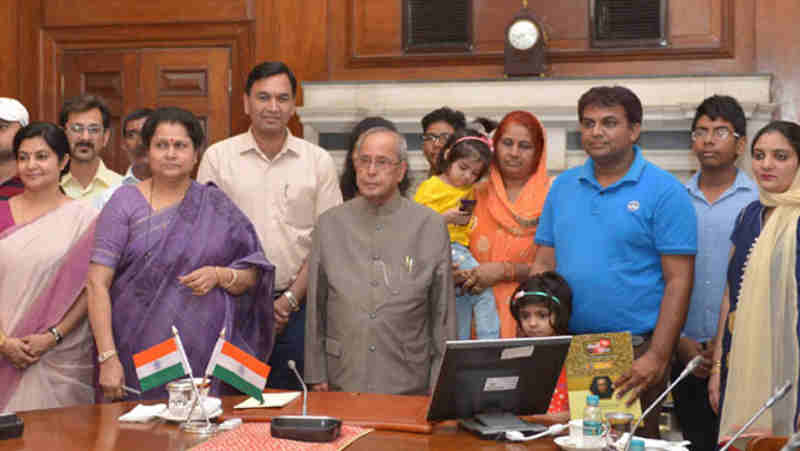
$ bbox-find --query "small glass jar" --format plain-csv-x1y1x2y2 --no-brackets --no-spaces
166,378,210,418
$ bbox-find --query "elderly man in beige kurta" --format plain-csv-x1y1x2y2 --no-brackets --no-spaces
305,127,456,395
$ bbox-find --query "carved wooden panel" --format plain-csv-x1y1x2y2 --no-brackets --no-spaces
61,51,137,172
59,47,230,174
159,70,208,97
140,48,231,151
347,0,733,66
43,0,251,27
83,72,124,102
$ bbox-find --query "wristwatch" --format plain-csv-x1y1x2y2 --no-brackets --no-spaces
49,326,63,344
284,290,301,312
98,349,118,363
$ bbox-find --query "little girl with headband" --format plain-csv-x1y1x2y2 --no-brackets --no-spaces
511,271,574,423
414,128,499,339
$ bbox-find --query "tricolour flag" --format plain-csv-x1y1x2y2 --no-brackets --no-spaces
133,337,191,392
204,337,270,403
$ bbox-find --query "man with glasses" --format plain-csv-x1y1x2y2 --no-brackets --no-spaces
197,61,341,390
673,95,757,451
305,127,456,395
0,98,29,200
420,106,466,177
59,94,122,200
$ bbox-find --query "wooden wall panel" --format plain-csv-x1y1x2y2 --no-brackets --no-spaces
349,0,731,64
327,0,752,81
352,0,400,56
0,0,19,97
43,0,252,27
756,0,800,121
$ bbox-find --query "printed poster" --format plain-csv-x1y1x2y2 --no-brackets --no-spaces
565,332,643,421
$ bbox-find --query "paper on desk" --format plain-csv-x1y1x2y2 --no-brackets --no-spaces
118,403,167,422
234,391,301,409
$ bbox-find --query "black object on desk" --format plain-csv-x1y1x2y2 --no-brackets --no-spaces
427,336,571,439
271,416,342,442
0,413,23,440
270,359,342,442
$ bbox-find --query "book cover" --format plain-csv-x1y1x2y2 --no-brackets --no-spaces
565,332,643,421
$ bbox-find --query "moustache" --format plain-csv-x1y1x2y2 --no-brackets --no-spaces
75,141,95,150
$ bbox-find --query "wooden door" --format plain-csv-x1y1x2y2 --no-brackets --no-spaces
60,47,231,174
61,51,139,172
139,48,231,157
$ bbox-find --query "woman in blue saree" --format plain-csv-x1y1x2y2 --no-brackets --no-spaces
87,107,274,401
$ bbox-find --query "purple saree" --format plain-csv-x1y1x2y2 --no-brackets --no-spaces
92,182,274,401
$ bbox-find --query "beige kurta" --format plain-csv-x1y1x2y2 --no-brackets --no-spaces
305,193,457,395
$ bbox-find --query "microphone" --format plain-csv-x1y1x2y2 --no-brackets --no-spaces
270,360,342,442
288,360,307,416
623,355,704,451
719,381,793,451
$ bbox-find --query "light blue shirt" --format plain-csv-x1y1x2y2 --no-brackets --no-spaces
91,166,140,211
536,146,698,335
683,169,758,342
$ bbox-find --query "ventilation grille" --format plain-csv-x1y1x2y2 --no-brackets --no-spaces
591,0,668,48
404,0,472,53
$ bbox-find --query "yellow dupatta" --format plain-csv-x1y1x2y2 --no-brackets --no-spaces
720,168,800,440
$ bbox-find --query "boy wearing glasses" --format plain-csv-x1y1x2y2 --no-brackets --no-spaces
58,94,122,200
420,106,466,177
674,95,757,451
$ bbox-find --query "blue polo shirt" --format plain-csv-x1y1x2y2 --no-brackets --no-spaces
683,169,757,342
536,146,697,334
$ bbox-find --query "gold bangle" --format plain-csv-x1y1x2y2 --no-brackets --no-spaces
224,268,238,289
712,360,721,367
0,331,6,349
710,366,720,375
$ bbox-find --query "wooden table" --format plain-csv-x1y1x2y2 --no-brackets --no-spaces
0,393,561,450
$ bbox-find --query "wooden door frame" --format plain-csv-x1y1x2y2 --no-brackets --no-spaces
41,21,254,135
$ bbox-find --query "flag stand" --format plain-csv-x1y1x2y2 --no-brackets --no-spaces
173,326,217,435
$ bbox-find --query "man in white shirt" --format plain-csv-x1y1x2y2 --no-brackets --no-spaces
197,61,342,389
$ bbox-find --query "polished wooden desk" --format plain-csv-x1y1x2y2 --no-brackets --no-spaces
0,393,560,451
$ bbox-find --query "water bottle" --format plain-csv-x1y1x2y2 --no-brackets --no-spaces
630,439,646,451
583,394,603,447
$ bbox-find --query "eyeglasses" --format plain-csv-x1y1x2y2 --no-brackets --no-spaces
67,124,104,136
353,155,401,171
422,132,452,144
124,129,142,139
691,127,740,141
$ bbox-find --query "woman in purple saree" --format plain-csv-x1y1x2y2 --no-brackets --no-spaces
87,107,274,401
0,123,97,411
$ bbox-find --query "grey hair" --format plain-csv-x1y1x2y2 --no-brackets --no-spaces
354,126,408,162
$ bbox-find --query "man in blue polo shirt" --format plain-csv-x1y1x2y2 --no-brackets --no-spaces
673,95,757,451
532,86,697,438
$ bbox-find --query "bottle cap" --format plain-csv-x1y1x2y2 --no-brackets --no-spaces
586,394,599,405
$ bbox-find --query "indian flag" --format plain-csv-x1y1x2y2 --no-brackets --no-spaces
133,337,191,392
204,337,270,403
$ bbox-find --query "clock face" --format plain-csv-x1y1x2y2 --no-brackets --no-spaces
507,19,539,51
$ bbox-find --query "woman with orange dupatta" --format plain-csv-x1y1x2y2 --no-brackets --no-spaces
457,111,550,338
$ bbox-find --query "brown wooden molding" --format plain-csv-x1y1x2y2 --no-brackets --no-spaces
345,0,735,69
348,45,735,68
43,0,252,27
40,22,253,133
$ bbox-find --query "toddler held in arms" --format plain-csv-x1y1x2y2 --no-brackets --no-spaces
414,128,499,339
511,271,573,423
